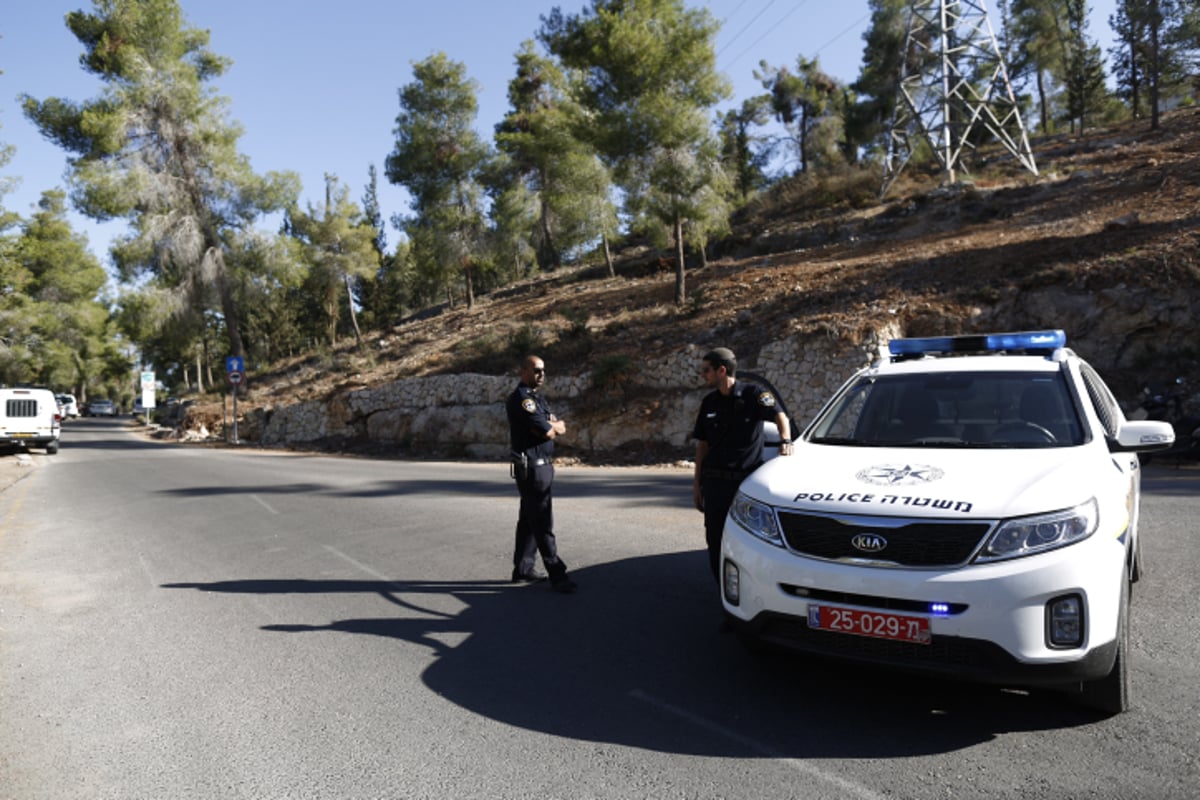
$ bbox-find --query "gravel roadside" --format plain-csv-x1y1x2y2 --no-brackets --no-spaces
0,453,39,493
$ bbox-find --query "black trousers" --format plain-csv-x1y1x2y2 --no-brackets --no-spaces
701,477,742,582
513,463,566,578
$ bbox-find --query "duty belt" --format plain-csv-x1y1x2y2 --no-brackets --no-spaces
513,455,553,467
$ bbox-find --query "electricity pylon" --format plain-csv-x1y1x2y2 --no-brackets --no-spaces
882,0,1038,196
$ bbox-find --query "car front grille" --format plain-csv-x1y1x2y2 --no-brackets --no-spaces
776,511,994,567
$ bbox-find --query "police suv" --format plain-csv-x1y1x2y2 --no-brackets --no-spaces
721,330,1174,714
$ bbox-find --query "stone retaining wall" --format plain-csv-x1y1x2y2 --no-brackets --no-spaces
244,285,1200,461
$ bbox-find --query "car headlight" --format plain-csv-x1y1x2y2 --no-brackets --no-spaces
977,498,1099,562
729,492,784,547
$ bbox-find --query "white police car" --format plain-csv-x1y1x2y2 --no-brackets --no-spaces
721,330,1175,713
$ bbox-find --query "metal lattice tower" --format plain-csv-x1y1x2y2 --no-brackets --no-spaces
882,0,1038,196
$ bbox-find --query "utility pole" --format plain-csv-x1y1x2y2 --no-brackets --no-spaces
882,0,1038,196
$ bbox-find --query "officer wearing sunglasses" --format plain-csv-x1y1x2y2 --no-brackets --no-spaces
506,354,577,593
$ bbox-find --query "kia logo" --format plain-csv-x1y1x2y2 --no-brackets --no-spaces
851,533,888,553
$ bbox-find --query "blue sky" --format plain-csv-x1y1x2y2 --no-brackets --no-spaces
1,0,1117,273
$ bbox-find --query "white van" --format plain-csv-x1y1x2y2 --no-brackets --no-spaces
1,387,62,454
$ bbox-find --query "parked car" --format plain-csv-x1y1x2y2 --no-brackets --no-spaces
87,398,117,417
132,398,146,416
56,393,80,418
721,330,1175,714
1,387,61,454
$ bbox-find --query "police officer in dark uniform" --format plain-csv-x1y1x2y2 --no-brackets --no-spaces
692,347,792,582
506,354,576,594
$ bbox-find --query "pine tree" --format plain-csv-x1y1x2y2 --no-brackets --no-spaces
1063,0,1109,133
288,175,379,348
20,0,298,362
494,41,615,274
385,53,489,309
540,0,731,305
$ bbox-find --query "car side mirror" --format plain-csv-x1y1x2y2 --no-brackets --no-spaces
1111,420,1175,453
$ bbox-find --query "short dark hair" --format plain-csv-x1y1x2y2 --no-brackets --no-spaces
704,347,736,375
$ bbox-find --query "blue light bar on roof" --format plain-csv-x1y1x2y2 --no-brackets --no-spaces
888,329,1066,357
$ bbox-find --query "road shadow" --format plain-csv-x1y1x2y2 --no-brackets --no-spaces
163,551,1104,761
156,468,695,509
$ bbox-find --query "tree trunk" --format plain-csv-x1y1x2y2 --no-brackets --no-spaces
463,262,475,309
539,198,561,270
799,106,810,173
674,217,687,306
195,349,205,393
1037,68,1050,134
207,241,244,359
1128,40,1141,119
1149,0,1161,131
603,231,615,278
345,274,363,348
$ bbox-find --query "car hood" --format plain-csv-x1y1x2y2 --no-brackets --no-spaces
746,443,1116,519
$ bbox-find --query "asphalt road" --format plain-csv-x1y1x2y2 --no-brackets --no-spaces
2,418,1198,799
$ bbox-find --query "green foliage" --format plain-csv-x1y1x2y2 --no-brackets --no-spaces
507,323,543,360
494,41,616,272
1062,0,1110,133
757,56,845,173
386,53,491,308
717,96,773,204
0,189,119,392
590,353,632,393
848,0,908,152
541,0,732,304
557,306,590,338
287,174,380,347
21,0,299,362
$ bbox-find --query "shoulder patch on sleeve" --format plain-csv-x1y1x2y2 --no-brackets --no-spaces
522,398,537,413
757,391,776,407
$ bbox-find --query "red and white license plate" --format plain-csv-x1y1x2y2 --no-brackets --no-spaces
808,604,931,645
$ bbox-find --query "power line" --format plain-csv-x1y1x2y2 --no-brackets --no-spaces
720,0,816,71
716,0,779,57
716,0,753,27
723,7,872,78
812,11,872,63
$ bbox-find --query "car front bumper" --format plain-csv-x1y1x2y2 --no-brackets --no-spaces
721,517,1127,686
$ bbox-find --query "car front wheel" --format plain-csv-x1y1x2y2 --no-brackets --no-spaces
1078,567,1130,714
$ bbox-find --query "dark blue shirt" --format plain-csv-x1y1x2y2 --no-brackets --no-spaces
692,380,779,474
507,383,555,459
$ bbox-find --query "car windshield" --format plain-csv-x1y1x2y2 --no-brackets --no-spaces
808,371,1086,448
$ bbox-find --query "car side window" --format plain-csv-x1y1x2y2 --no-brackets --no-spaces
1080,363,1120,439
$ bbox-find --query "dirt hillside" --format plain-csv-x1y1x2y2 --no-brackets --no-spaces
184,107,1200,443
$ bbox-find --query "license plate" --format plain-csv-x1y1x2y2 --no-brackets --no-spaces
808,604,931,645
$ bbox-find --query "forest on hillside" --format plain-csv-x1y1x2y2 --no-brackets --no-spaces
2,0,1198,405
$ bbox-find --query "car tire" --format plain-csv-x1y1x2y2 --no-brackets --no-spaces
1130,533,1144,584
1078,568,1130,715
46,441,59,455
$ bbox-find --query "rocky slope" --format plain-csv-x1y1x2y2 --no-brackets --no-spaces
177,107,1200,459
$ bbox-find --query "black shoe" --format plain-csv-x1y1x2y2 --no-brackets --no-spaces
511,569,547,583
550,577,577,594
